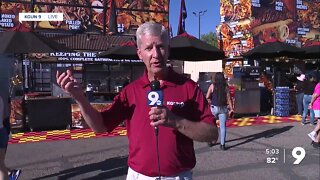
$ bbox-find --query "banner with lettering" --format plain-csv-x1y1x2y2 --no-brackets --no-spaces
116,9,168,34
30,52,143,63
0,2,32,31
251,0,298,46
296,0,320,46
0,0,169,35
33,5,96,32
113,0,169,34
220,0,252,22
219,19,254,58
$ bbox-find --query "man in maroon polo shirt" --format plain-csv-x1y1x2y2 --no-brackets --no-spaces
56,22,218,179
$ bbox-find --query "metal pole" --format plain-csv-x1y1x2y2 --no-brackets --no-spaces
198,14,200,39
193,10,207,39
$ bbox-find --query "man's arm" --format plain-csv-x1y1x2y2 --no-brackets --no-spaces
175,118,218,142
75,95,108,133
149,107,219,143
56,70,108,133
150,82,218,142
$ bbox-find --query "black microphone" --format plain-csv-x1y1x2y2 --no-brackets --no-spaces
150,79,160,91
148,79,163,132
148,78,162,179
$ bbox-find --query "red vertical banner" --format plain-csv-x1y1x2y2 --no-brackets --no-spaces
177,0,187,35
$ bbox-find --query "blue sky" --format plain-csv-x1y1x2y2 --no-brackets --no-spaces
169,0,220,37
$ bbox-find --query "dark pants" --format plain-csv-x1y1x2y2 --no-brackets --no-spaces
302,95,315,124
296,93,304,115
3,117,11,135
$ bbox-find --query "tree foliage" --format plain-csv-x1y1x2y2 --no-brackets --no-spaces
201,32,218,48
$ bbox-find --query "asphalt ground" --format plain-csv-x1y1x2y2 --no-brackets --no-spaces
6,121,320,180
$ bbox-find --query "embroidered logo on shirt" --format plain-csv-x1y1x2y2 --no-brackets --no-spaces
167,101,185,108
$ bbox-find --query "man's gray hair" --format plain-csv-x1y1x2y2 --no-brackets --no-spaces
136,22,169,48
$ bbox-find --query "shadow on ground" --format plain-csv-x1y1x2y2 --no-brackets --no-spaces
226,126,294,149
34,156,128,180
197,126,294,153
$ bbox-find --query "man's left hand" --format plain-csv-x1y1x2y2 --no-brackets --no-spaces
149,106,179,128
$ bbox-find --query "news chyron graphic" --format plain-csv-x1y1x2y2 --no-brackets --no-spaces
19,13,63,22
264,147,306,165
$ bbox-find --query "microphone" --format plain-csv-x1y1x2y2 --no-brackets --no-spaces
148,79,163,106
148,78,162,179
147,79,163,131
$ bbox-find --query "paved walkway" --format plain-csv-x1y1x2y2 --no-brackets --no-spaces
9,115,302,144
6,120,319,180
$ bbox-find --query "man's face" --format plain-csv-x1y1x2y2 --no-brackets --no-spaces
137,35,169,77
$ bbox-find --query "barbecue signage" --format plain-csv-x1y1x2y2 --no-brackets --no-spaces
33,4,94,32
114,0,169,34
218,18,254,58
48,52,142,63
0,0,169,35
251,0,297,46
0,2,32,31
220,0,251,22
296,0,320,46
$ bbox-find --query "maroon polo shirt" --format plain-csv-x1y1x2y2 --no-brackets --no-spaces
100,68,215,177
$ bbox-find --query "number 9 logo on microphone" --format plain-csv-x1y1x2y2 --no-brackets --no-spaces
148,91,163,106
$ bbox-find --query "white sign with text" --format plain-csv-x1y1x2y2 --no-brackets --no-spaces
19,13,63,22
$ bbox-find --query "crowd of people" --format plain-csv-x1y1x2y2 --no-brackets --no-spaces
294,72,320,148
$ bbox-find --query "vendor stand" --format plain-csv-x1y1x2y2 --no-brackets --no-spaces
26,52,144,129
231,66,261,116
242,41,308,116
1,0,169,131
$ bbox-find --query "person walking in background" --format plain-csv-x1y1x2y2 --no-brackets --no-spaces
0,96,21,180
0,96,9,180
206,72,233,150
295,74,305,116
307,72,320,148
302,73,317,125
56,22,218,179
308,122,320,148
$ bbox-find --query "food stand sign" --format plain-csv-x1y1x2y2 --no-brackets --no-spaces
219,19,254,58
219,0,253,58
224,60,243,78
0,2,32,31
115,0,169,35
1,0,169,35
251,0,298,46
33,0,169,34
33,4,98,32
220,0,252,22
31,0,105,32
49,52,142,63
296,0,320,46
